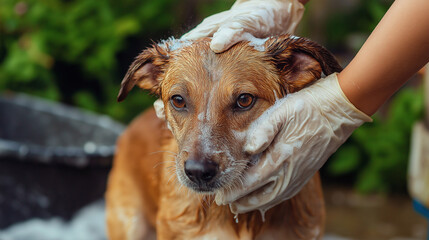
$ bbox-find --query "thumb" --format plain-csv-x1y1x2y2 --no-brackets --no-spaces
244,97,291,154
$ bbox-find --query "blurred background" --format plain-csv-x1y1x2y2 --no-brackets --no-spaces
0,0,427,239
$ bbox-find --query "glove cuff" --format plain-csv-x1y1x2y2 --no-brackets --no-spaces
308,73,372,145
313,73,372,122
330,73,373,123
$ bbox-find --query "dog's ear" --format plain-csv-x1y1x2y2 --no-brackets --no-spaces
117,45,169,102
266,36,342,93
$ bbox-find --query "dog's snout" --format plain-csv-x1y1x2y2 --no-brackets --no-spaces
184,159,218,184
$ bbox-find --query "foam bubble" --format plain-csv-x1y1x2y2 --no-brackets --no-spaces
242,33,269,52
158,37,193,52
259,208,267,222
197,112,205,121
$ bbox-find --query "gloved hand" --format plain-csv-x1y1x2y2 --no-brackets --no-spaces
181,0,304,53
215,73,372,215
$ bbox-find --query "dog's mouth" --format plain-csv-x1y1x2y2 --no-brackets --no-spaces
173,133,254,194
186,182,220,194
176,172,224,194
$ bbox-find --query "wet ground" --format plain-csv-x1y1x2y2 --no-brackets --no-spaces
324,186,427,239
0,187,427,240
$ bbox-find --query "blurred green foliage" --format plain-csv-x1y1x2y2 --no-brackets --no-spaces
0,0,233,122
327,88,424,193
320,0,425,194
325,0,393,51
1,0,424,194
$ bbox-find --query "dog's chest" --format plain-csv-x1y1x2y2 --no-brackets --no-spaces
153,140,257,239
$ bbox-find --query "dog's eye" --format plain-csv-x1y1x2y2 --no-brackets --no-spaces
236,93,255,110
171,95,186,110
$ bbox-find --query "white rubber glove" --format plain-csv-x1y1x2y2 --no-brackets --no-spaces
153,99,165,120
215,73,372,215
181,0,304,53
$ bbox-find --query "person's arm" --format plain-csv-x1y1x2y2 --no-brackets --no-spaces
215,0,429,214
339,0,429,116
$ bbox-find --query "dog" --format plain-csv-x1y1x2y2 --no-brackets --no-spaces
106,34,342,239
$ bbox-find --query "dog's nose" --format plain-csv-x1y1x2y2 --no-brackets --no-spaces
184,159,218,184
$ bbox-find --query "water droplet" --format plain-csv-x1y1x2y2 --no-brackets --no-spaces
234,214,239,224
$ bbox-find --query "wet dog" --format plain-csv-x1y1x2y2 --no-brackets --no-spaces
106,35,342,239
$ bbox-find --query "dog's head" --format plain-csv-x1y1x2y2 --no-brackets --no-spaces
118,35,341,194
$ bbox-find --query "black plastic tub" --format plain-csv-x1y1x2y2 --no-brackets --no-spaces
0,93,125,229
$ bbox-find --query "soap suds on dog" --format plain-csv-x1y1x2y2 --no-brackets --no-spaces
158,37,193,52
243,33,269,52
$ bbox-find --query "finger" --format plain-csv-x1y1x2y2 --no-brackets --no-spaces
210,22,259,53
215,149,279,205
244,97,291,154
217,158,291,213
228,158,296,214
180,25,218,40
181,26,218,41
210,27,240,53
181,11,229,40
215,175,274,205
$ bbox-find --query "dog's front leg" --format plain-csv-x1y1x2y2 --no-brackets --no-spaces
105,159,156,240
106,167,155,240
105,127,157,240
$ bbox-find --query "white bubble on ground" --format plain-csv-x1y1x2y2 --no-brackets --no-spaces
0,200,106,240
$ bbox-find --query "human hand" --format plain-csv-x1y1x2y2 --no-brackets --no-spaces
215,74,372,215
181,0,304,53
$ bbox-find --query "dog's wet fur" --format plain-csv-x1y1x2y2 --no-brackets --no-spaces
106,35,342,239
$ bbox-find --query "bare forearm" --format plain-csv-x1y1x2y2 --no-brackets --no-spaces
338,0,429,116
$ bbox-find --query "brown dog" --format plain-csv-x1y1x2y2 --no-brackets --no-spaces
106,35,342,239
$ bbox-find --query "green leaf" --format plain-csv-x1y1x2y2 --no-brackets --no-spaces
328,145,361,175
